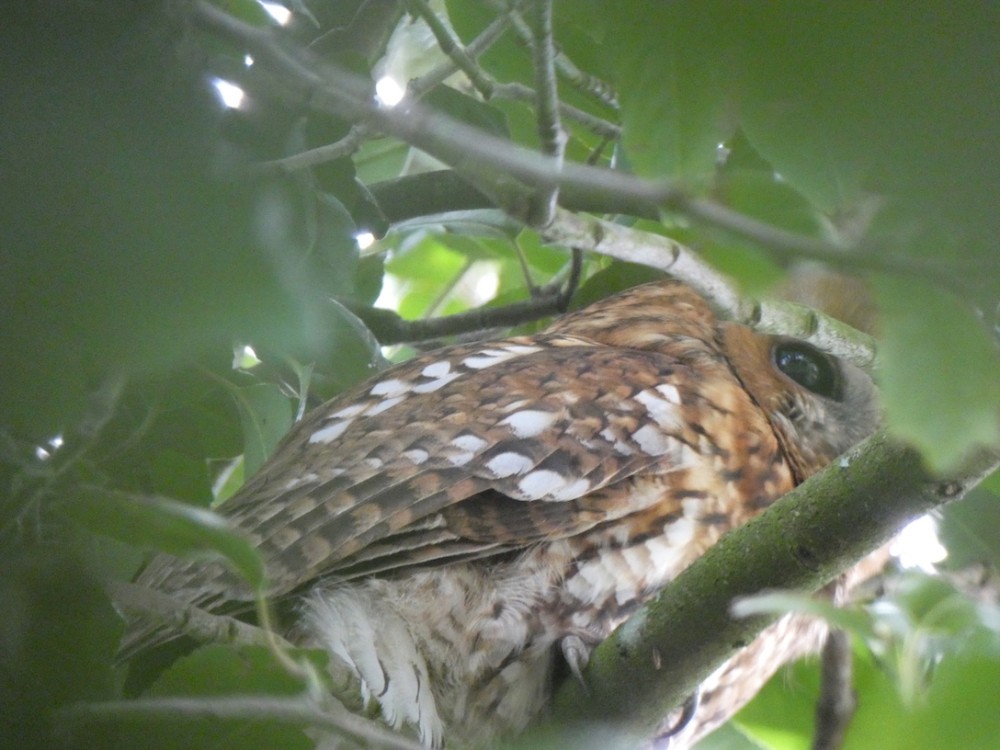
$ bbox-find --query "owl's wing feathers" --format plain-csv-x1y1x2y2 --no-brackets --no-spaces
137,333,737,611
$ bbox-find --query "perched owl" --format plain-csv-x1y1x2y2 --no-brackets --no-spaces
129,280,880,748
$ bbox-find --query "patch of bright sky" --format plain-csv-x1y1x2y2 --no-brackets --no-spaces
375,76,407,108
891,515,948,571
258,1,292,26
34,433,64,461
211,78,245,109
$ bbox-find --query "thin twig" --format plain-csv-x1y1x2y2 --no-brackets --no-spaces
349,286,570,345
541,208,879,368
56,694,422,750
511,236,543,296
347,243,580,345
109,581,291,651
494,0,620,109
187,0,963,296
492,80,620,140
408,9,512,96
557,247,584,311
528,0,564,226
262,10,516,176
812,629,857,750
428,257,475,318
405,0,496,98
170,8,773,245
254,122,370,174
109,581,367,713
404,0,619,140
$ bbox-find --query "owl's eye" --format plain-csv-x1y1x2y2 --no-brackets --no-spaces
772,341,842,400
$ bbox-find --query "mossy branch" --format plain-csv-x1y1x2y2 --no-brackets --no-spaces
515,433,998,749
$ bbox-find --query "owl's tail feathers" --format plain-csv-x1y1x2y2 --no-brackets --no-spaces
303,584,444,749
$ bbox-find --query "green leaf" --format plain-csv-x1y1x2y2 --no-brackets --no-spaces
983,467,1000,496
211,456,246,506
892,633,1000,750
714,169,822,238
150,449,214,506
610,3,735,184
423,85,509,139
63,490,265,592
874,276,1000,474
731,590,873,639
230,384,293,477
889,573,985,637
0,550,123,749
572,263,668,310
148,644,326,698
938,485,1000,569
732,656,822,750
691,722,762,750
117,645,326,750
213,0,270,26
698,243,785,299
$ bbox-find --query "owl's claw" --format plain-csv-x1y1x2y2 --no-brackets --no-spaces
560,634,593,692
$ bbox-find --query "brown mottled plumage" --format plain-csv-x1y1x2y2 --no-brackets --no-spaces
128,280,879,748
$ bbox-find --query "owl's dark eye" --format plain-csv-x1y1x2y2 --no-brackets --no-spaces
772,340,842,400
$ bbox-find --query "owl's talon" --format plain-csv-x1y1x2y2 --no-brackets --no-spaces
560,634,593,692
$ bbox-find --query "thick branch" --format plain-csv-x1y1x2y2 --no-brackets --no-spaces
516,434,998,749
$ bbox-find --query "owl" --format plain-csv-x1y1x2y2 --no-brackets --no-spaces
128,279,880,748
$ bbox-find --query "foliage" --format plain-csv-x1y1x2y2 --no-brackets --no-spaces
0,1,997,749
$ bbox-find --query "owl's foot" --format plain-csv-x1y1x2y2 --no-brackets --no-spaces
559,634,595,693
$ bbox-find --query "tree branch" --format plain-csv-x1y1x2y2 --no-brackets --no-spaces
526,0,564,226
255,122,371,175
184,1,969,298
812,629,856,750
366,169,655,222
109,581,367,715
169,5,815,247
56,694,422,750
348,249,581,345
540,209,879,369
408,6,513,97
109,581,286,651
515,434,998,749
404,0,497,99
491,0,619,110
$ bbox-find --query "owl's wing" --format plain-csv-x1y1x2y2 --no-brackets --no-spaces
136,333,736,612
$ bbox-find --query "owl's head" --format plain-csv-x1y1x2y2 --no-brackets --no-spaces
721,323,880,480
552,280,880,481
